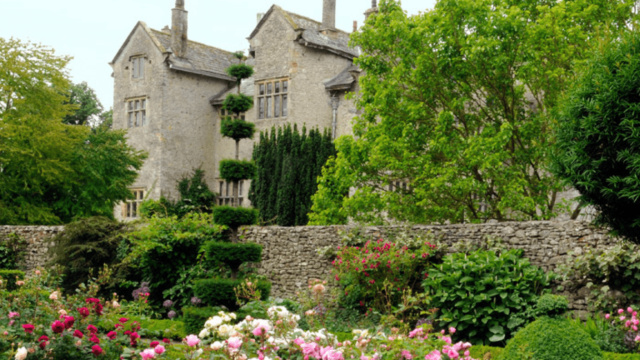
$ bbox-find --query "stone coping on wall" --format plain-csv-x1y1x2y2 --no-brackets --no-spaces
0,226,65,272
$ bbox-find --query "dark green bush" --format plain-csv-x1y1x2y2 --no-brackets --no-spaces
96,316,186,340
604,353,640,360
0,270,24,291
221,118,256,142
219,160,255,182
0,233,26,270
226,64,254,82
223,94,254,117
468,345,503,359
47,216,127,293
193,278,271,309
213,206,258,229
423,249,553,345
182,306,222,335
204,242,262,270
501,317,603,360
535,294,568,318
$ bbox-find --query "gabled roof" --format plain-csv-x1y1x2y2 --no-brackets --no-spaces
325,64,359,91
249,5,359,60
111,21,238,81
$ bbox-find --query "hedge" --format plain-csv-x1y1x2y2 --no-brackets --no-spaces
0,270,25,292
96,316,186,340
193,278,271,309
204,242,262,269
182,306,222,335
213,206,258,229
219,160,255,182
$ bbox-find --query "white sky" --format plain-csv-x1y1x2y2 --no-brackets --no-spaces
0,0,436,110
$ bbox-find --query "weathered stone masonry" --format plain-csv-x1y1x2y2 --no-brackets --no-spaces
0,226,64,271
240,221,620,310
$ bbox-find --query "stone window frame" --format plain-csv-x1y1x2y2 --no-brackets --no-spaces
126,96,148,128
217,179,245,207
130,55,147,79
257,78,288,120
122,188,145,219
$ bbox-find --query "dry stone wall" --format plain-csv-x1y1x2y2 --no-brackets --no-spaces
0,226,64,272
240,221,620,311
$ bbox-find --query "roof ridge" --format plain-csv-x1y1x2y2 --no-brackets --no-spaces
281,8,351,35
149,28,236,56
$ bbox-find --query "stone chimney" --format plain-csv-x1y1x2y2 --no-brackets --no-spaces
353,20,358,33
364,0,378,20
171,0,188,58
322,0,336,31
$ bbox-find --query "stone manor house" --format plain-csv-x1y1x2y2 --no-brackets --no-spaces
111,0,377,220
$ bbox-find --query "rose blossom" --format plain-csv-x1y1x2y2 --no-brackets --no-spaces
51,320,65,334
185,334,200,347
78,307,90,318
91,345,104,356
22,324,34,334
154,345,166,354
63,316,75,329
15,347,28,360
227,336,243,349
107,331,117,340
49,291,59,300
8,312,19,319
140,348,156,359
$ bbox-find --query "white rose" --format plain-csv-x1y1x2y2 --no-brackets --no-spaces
199,328,210,339
229,312,237,320
205,316,223,328
210,341,224,350
49,291,59,300
15,347,28,360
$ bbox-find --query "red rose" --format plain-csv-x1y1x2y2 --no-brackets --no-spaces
150,341,159,348
64,316,75,329
51,320,65,334
85,298,100,304
119,317,128,324
90,335,100,344
38,335,49,342
91,345,103,356
73,329,84,339
78,307,90,318
87,324,98,335
22,324,34,334
94,303,103,316
106,331,117,340
162,338,170,344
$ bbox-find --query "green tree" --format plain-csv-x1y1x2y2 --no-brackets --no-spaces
309,0,636,225
553,30,640,243
63,82,104,126
0,37,146,224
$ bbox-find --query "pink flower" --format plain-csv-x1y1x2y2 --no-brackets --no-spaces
449,327,456,334
73,330,84,339
605,314,610,319
401,350,413,359
16,280,24,286
90,335,100,344
78,307,90,318
140,349,156,359
621,316,626,321
227,336,243,349
106,331,117,340
252,323,270,337
22,324,34,334
154,345,166,354
64,316,75,329
87,324,98,334
150,341,159,348
425,350,442,360
628,307,634,313
8,312,19,319
119,317,129,323
185,334,200,347
91,345,103,356
619,309,625,315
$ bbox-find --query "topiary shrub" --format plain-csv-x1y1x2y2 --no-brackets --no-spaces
203,242,262,270
535,294,568,318
213,206,258,229
192,278,271,309
219,160,255,182
221,118,256,142
226,64,254,81
0,270,25,292
182,306,222,335
501,316,604,360
223,94,254,116
423,249,553,345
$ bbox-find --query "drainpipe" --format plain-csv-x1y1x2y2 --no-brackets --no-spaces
331,94,340,139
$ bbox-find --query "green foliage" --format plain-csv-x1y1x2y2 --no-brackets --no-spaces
192,278,270,309
212,206,258,229
63,81,103,126
219,160,255,182
182,306,222,335
423,249,553,345
122,213,227,305
226,64,254,83
468,345,503,359
310,0,637,225
553,30,640,242
48,216,127,293
162,263,221,310
0,38,146,225
96,316,186,340
556,242,640,311
0,270,24,291
535,294,569,318
222,94,254,116
221,117,256,142
250,124,336,226
139,197,174,219
569,314,631,354
0,233,26,270
604,353,640,360
203,242,262,271
501,317,604,360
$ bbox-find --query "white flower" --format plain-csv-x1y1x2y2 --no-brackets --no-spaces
211,341,224,350
112,300,120,308
49,291,59,300
267,306,289,319
199,328,210,339
218,324,234,337
15,347,28,360
229,312,237,320
205,316,223,329
195,349,203,357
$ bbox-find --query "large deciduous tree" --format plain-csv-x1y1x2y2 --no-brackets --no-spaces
309,0,636,225
553,30,640,243
0,37,145,224
63,82,104,126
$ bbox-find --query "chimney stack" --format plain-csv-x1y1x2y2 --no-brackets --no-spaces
364,0,379,21
322,0,336,31
353,21,358,32
171,0,188,58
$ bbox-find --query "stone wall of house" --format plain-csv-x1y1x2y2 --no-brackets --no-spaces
0,226,64,272
240,221,620,312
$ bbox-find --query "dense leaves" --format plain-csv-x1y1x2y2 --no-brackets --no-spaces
63,82,103,126
212,206,258,230
220,118,255,142
203,242,263,272
310,0,637,224
250,124,335,226
422,249,553,345
219,160,256,182
553,30,640,242
222,94,254,116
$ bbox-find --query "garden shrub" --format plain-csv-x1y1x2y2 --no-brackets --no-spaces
96,316,186,340
213,206,258,229
501,317,604,360
221,118,256,141
48,216,127,293
122,213,227,306
423,249,553,345
0,270,24,291
604,354,640,360
204,241,262,270
182,306,222,335
468,345,503,359
535,294,568,317
331,236,441,315
557,242,640,311
192,278,271,309
0,233,26,270
219,160,256,182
